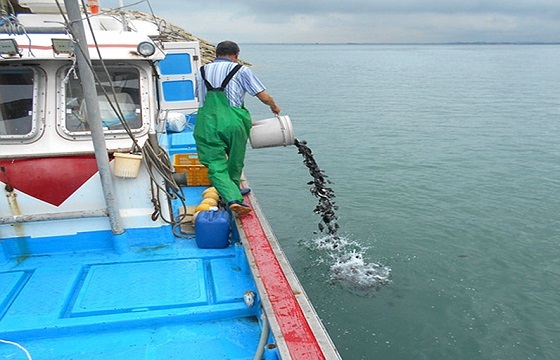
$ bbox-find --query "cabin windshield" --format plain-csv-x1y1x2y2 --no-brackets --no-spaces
63,65,144,134
0,69,35,138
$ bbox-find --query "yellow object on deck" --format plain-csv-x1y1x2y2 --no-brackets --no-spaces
201,198,218,206
195,203,211,212
173,154,211,186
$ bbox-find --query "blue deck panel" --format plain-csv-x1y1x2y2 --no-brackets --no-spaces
1,319,262,359
70,259,208,316
0,228,262,359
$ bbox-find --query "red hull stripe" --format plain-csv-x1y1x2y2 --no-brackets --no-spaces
240,199,326,359
0,156,100,207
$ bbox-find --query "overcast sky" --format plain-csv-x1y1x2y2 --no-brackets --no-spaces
103,0,560,44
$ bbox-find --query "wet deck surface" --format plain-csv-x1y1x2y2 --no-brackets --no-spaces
0,235,261,359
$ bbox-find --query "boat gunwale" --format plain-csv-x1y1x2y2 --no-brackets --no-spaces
236,179,341,360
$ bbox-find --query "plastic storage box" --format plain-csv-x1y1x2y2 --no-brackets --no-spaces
173,153,211,186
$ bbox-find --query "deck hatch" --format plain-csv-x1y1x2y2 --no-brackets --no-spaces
69,259,207,317
210,258,255,304
0,271,31,320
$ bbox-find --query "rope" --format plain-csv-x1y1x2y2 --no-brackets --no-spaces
0,9,33,57
141,136,192,238
53,0,189,235
0,339,32,360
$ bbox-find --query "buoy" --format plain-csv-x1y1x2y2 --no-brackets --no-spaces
195,203,211,212
201,198,218,206
203,191,220,201
202,187,217,196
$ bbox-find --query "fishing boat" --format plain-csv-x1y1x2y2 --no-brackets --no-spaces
0,1,340,358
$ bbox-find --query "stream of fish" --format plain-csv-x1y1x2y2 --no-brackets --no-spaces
294,139,391,295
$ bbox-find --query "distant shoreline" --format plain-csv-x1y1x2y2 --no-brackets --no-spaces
242,42,560,46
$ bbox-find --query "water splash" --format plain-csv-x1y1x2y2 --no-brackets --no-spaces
305,235,392,295
294,139,391,293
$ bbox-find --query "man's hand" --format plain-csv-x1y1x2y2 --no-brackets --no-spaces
256,91,281,115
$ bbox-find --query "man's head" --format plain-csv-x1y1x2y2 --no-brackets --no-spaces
216,41,240,57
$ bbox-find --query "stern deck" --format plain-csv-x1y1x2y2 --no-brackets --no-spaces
0,226,263,359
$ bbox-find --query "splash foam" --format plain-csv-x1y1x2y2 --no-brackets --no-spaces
306,235,392,294
294,139,391,293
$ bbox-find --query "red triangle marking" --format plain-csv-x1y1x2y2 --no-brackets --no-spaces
0,155,101,207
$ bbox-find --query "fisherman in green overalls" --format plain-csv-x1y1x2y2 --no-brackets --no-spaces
194,41,281,216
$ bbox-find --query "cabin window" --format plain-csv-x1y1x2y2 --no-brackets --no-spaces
0,69,36,139
62,65,145,136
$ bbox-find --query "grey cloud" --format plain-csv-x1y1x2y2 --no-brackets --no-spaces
111,0,560,17
104,1,560,43
200,0,560,16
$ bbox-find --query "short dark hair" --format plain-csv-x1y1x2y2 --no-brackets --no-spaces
216,41,240,56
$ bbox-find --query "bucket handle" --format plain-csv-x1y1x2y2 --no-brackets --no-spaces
275,115,288,146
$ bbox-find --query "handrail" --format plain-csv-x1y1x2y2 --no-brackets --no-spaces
0,209,108,224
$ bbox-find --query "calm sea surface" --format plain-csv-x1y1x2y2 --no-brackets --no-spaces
241,44,560,360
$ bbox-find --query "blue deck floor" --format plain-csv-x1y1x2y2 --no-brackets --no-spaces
0,230,262,359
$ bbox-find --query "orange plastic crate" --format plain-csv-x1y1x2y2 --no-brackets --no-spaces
173,154,211,186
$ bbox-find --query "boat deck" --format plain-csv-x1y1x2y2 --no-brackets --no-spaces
0,194,264,359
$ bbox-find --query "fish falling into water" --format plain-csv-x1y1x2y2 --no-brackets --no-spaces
293,139,339,238
294,139,392,294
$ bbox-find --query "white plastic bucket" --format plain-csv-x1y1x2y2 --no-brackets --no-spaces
249,115,295,149
113,152,142,178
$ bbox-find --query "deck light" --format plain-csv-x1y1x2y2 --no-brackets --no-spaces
52,39,74,54
137,41,156,57
0,39,19,56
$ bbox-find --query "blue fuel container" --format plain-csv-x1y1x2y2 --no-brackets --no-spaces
195,209,231,248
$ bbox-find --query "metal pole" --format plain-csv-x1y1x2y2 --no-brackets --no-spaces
63,0,124,235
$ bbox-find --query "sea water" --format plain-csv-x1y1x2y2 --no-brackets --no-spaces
242,44,560,360
294,138,391,294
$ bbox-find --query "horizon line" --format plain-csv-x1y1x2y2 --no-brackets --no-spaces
240,41,560,46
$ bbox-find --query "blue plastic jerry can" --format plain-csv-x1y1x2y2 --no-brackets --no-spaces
195,209,231,249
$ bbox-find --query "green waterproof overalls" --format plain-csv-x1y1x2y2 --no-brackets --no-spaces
193,64,252,204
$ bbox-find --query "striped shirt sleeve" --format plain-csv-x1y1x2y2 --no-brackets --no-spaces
196,60,266,108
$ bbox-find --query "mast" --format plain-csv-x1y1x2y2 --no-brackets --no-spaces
63,0,124,235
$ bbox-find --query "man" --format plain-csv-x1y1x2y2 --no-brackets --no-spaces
194,41,281,216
